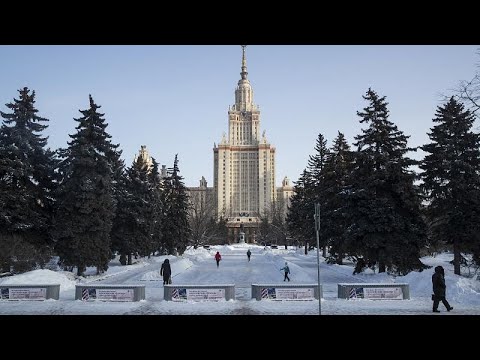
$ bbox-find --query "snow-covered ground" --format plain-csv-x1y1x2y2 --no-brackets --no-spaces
0,245,478,315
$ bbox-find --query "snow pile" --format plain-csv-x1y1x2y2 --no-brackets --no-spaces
0,269,77,292
140,258,194,281
183,246,214,261
400,270,433,298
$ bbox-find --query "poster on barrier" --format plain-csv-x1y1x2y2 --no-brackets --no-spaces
275,287,315,300
261,287,277,299
348,287,364,299
1,288,10,300
186,288,225,301
8,287,47,300
96,289,135,301
363,287,403,300
171,288,187,301
261,287,314,300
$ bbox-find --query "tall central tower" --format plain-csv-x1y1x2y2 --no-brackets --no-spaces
213,46,276,235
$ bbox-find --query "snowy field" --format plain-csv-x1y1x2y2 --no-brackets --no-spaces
0,244,479,315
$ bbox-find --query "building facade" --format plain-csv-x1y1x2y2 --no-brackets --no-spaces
212,46,278,243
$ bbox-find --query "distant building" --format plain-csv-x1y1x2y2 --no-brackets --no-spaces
156,47,295,244
188,176,215,212
134,145,167,179
187,46,292,243
276,176,294,220
134,145,154,171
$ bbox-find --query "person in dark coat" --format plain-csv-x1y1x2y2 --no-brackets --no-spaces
215,251,222,268
432,265,453,312
160,259,172,285
247,249,251,261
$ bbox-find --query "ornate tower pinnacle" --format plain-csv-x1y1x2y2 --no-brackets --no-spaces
241,45,248,79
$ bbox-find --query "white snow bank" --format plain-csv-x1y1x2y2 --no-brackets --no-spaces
140,258,194,281
0,269,77,291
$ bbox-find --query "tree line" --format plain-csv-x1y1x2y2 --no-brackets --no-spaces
287,88,480,275
0,89,191,276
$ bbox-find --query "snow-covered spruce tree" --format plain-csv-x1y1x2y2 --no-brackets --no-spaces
108,143,125,261
0,87,57,273
54,95,119,276
307,133,329,256
147,157,163,255
286,169,316,254
348,88,427,275
420,97,480,274
322,132,355,265
111,155,154,265
160,154,190,255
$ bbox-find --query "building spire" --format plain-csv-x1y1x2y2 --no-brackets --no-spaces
241,45,248,80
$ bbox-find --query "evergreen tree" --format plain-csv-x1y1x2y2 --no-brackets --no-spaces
322,132,354,264
160,155,190,255
270,197,288,246
307,133,329,256
0,87,57,273
54,95,118,276
348,88,427,274
286,169,315,254
108,143,125,258
111,156,153,265
420,97,480,273
147,157,163,255
258,215,271,244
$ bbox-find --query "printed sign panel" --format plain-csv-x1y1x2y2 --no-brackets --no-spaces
186,288,225,301
1,288,9,300
96,288,135,301
81,288,134,301
8,287,47,300
348,287,364,299
261,287,277,299
275,288,315,300
171,288,187,301
81,288,97,301
261,287,314,300
363,287,403,300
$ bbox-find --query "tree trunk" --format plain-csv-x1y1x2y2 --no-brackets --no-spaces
453,241,461,275
1,259,10,273
336,254,343,265
77,265,85,277
127,253,132,265
378,248,386,273
322,246,327,258
305,242,308,255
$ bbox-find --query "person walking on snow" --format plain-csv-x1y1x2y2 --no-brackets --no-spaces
432,265,453,313
247,249,251,262
280,262,290,281
160,259,172,285
215,251,222,268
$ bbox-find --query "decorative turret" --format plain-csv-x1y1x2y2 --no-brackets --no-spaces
234,45,254,111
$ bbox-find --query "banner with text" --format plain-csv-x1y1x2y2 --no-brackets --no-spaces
81,288,135,301
96,288,135,301
186,288,225,301
363,287,403,300
261,287,315,300
5,287,47,300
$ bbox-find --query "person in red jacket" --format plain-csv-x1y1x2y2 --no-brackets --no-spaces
215,251,222,268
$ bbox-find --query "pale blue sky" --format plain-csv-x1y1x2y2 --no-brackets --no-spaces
0,45,478,186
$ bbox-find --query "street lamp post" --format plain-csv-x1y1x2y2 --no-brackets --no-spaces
314,203,321,315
